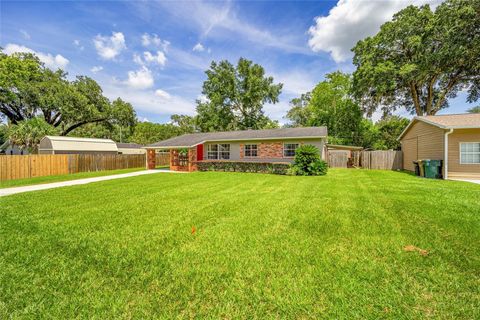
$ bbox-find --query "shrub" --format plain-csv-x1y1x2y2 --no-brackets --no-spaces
288,144,328,176
197,161,290,175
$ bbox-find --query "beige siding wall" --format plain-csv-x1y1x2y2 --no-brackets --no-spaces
401,121,445,171
448,129,480,174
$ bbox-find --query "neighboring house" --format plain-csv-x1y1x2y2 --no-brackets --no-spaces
38,136,118,154
145,127,327,171
116,143,145,154
399,113,480,179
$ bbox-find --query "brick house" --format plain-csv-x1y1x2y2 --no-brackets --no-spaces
399,113,480,180
145,127,327,172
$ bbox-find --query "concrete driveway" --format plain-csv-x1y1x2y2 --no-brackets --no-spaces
449,178,480,185
0,169,186,197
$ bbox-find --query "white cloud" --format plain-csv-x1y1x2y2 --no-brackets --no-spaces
141,33,170,51
133,51,167,66
20,30,30,40
103,83,195,116
308,0,442,63
192,43,205,52
73,39,84,50
93,32,126,60
155,89,171,100
3,43,69,70
126,66,154,89
144,51,167,66
90,66,103,73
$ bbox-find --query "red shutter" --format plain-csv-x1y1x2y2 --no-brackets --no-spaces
196,144,204,161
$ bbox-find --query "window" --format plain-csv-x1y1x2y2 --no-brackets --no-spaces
283,143,299,157
460,142,480,164
244,144,258,157
207,144,230,160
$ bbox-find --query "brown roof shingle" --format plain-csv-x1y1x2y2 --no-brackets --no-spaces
417,113,480,128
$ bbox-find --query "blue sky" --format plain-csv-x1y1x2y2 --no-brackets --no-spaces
0,0,475,124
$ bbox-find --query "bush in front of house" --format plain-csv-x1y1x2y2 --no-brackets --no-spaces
287,144,328,176
196,161,290,175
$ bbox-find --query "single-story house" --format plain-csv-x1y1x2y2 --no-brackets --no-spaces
399,113,480,179
145,127,327,171
116,143,145,154
38,136,118,154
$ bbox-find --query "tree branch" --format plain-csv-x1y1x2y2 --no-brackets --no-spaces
426,74,438,115
409,82,422,116
60,118,107,136
432,73,462,114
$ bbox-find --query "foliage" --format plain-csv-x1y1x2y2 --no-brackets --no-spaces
7,117,58,152
196,58,282,132
0,51,136,135
352,0,480,116
374,116,410,150
2,170,479,318
130,114,196,146
196,161,289,175
288,144,328,176
0,123,7,146
468,106,480,113
285,72,363,145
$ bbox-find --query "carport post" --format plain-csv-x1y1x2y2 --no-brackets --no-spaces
146,148,156,169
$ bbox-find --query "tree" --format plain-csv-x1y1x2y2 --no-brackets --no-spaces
7,117,58,153
130,122,179,146
286,72,363,145
0,51,136,135
352,0,480,117
374,116,410,150
196,58,282,132
170,114,197,134
468,106,480,113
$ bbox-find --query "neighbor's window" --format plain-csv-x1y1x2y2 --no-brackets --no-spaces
244,144,258,157
283,143,299,157
207,144,230,160
460,142,480,164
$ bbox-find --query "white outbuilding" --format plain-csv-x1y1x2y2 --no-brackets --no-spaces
38,136,118,154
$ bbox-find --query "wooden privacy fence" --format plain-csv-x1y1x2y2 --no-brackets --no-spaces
0,154,152,181
328,150,403,170
155,153,170,166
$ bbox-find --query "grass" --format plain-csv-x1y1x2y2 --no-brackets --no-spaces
1,169,479,318
0,167,145,189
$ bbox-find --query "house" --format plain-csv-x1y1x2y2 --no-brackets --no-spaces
116,143,145,154
398,113,480,180
145,127,327,171
38,136,118,154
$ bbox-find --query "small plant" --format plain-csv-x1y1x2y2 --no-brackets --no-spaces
288,145,328,176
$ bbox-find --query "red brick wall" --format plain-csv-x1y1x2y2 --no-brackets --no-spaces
259,142,283,158
146,149,156,169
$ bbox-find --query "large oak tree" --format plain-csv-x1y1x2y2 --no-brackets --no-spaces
0,51,136,135
352,0,480,116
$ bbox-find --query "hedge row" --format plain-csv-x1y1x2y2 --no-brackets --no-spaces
196,161,290,175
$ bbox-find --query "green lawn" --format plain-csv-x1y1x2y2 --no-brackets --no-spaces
1,169,479,318
0,168,145,189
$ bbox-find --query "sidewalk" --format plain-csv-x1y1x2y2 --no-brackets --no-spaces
0,169,186,197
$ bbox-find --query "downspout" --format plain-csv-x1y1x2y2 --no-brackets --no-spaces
444,129,454,179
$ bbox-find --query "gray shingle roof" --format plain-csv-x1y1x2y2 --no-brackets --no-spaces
146,127,327,148
116,143,144,149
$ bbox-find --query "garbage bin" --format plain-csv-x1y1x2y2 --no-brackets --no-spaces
417,160,425,177
423,159,443,179
413,161,420,176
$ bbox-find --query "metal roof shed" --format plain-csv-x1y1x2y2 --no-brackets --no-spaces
38,136,118,154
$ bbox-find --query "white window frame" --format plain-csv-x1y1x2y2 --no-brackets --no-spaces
459,142,480,165
207,143,230,160
244,144,258,158
283,143,299,158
